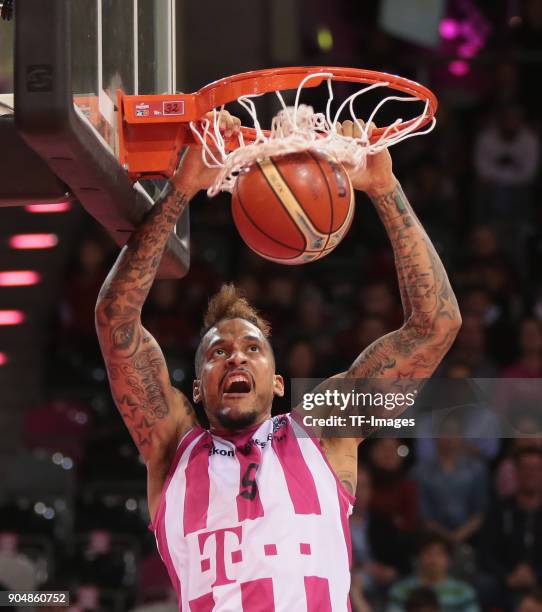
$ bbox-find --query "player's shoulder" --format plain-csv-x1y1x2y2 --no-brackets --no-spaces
171,387,198,432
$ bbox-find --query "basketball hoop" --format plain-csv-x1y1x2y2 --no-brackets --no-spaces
118,67,438,195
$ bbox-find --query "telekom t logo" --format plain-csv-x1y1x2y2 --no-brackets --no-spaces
198,526,243,587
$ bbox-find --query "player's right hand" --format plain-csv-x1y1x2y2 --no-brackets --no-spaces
337,119,395,196
172,111,241,195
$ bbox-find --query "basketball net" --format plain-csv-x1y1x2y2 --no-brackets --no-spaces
189,72,436,197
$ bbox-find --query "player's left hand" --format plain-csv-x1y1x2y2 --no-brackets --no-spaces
172,110,241,195
337,119,396,196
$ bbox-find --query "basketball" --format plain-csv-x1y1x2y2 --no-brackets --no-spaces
231,151,355,265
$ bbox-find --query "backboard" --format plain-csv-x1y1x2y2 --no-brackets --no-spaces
71,0,177,159
5,0,189,278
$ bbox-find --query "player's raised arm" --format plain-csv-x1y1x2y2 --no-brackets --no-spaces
95,112,240,469
317,121,462,496
340,120,462,381
94,183,195,466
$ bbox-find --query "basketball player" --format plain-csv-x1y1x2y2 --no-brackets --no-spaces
95,111,461,610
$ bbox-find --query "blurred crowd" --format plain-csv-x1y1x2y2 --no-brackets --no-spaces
2,1,542,610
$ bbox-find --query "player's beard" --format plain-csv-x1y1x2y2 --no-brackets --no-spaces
216,408,259,431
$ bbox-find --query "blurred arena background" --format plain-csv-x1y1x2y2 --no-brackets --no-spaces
1,0,542,610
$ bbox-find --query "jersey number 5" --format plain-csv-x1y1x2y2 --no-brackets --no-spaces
240,462,259,501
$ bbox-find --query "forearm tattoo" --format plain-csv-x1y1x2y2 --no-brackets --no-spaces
98,185,189,310
348,183,460,380
95,186,191,452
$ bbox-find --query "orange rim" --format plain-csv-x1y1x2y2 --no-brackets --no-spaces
119,66,438,180
195,66,438,141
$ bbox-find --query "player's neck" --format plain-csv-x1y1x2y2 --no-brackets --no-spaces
210,412,271,437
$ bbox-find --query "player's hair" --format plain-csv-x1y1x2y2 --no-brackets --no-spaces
194,284,272,377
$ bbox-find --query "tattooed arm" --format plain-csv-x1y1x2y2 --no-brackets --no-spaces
320,121,461,492
347,180,461,379
95,181,197,466
95,112,240,516
341,119,461,381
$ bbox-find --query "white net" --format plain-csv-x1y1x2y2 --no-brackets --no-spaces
189,72,436,197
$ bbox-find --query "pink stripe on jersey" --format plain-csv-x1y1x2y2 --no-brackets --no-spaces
302,427,355,569
156,498,182,609
304,576,332,612
188,591,214,612
272,420,321,515
183,433,212,536
294,412,356,506
150,426,204,532
241,577,275,612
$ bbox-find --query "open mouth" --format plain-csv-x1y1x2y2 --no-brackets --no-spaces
222,372,253,395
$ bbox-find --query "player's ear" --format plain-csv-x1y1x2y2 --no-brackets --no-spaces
193,379,202,404
273,374,285,397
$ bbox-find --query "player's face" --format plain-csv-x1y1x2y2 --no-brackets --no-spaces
193,318,284,431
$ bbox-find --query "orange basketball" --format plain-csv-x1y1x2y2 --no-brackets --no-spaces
231,151,355,265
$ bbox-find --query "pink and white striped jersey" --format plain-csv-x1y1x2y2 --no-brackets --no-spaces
151,414,354,612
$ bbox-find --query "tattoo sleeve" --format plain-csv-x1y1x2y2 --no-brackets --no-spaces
97,184,190,313
95,184,194,460
348,181,461,380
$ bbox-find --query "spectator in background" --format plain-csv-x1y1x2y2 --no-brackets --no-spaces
496,434,542,499
413,417,488,547
285,339,318,379
483,59,523,109
517,589,542,612
262,273,297,341
479,448,542,607
501,318,542,378
350,466,409,608
367,438,418,534
144,280,197,356
60,234,113,358
404,587,440,612
403,158,459,253
447,314,498,376
356,281,403,331
175,232,221,318
386,534,479,612
460,286,515,366
495,334,542,441
474,106,539,191
461,285,504,326
457,225,519,287
414,100,470,185
337,314,391,374
473,105,539,265
415,361,500,463
350,573,372,612
288,286,337,366
280,338,321,409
